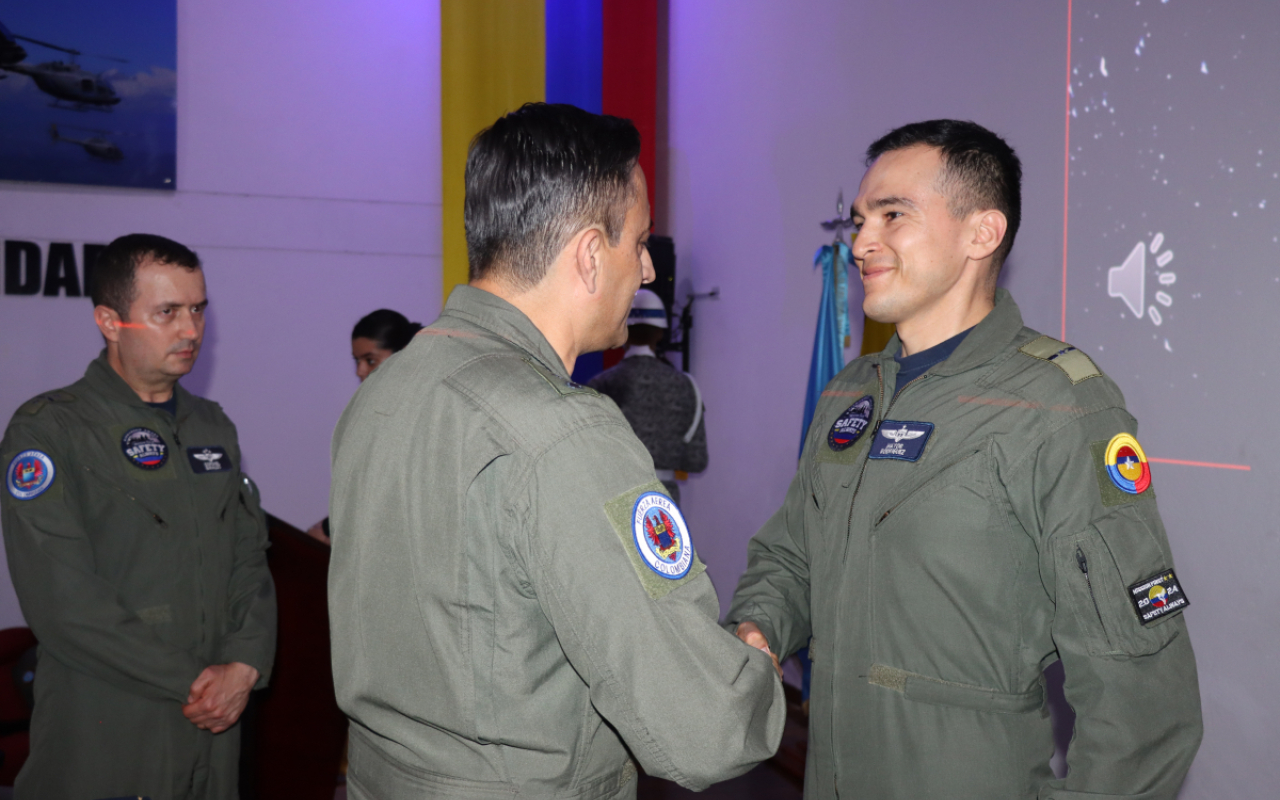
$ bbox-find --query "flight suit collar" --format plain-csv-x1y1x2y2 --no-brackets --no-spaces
870,288,1025,378
83,350,196,423
443,284,572,379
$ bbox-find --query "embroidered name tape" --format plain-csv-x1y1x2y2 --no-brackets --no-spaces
632,492,694,580
868,421,934,462
6,450,55,500
828,396,875,451
121,428,168,470
1128,569,1188,625
187,446,230,474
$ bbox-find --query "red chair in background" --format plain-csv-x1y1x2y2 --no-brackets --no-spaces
0,627,37,786
240,515,347,800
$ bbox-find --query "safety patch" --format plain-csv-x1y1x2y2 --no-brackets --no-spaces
1019,335,1102,384
1104,433,1151,495
6,450,55,500
828,396,875,451
604,481,706,600
121,427,168,470
186,446,231,474
1128,569,1188,625
868,421,934,462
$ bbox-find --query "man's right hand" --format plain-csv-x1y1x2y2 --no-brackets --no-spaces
305,520,331,545
736,621,782,678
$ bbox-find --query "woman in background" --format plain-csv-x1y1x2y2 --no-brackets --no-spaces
307,309,423,543
351,308,423,382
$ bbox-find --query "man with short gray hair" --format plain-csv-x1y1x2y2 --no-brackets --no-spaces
329,103,784,800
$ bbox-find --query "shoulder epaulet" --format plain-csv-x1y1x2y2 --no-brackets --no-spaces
16,390,76,416
522,357,598,398
1018,336,1102,385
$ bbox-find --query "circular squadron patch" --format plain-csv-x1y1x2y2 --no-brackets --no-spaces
1105,432,1151,495
828,395,875,451
632,492,694,580
7,450,55,500
121,427,168,470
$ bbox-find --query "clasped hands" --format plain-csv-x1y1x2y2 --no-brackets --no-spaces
182,661,259,733
735,621,782,678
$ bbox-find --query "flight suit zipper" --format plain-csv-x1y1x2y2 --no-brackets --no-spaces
1076,546,1112,648
164,413,212,649
831,361,928,799
840,366,930,562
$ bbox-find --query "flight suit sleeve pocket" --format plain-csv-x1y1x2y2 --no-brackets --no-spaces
1054,515,1183,658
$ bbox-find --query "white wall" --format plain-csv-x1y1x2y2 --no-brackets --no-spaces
0,0,443,627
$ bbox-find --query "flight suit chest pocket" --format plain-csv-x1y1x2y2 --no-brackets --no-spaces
871,447,988,531
1055,512,1184,658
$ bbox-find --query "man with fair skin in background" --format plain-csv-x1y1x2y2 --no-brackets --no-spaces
329,103,784,800
1,234,276,799
729,120,1201,798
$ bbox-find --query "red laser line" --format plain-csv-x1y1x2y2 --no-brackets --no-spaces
1061,0,1072,341
1148,457,1251,472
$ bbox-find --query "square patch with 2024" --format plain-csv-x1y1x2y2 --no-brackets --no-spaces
868,420,935,462
1128,569,1188,625
186,446,231,474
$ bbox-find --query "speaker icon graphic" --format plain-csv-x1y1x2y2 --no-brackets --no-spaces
1108,242,1146,318
1107,234,1176,327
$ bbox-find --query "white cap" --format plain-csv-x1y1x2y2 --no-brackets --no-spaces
628,288,668,329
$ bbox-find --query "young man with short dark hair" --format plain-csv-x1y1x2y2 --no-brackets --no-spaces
729,119,1202,799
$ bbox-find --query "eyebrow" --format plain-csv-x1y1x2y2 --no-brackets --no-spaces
852,195,920,218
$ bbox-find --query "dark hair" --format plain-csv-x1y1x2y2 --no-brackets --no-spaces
91,233,201,319
465,102,642,288
352,309,422,353
866,119,1022,272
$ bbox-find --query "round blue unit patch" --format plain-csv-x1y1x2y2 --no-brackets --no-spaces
631,492,694,580
7,450,56,500
828,395,875,451
121,427,168,470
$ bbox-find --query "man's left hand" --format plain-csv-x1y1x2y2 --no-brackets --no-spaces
182,662,259,733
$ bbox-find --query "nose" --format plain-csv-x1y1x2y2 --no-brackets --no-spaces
851,225,875,266
640,246,655,285
179,308,203,340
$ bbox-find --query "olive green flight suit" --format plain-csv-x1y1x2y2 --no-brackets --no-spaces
329,286,784,800
0,353,277,800
728,290,1202,799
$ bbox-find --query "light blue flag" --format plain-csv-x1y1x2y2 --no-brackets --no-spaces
800,241,852,459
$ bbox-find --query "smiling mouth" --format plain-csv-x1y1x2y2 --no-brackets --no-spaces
861,265,894,280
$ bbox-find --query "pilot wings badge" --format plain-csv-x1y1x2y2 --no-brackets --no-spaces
868,420,935,462
186,446,231,474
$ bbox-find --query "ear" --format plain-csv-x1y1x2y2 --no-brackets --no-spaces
967,209,1008,262
94,305,124,344
573,227,605,295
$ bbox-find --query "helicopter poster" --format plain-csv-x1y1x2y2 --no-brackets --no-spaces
0,2,176,190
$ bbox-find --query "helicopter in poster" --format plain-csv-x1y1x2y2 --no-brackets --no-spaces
50,124,123,161
0,19,125,110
